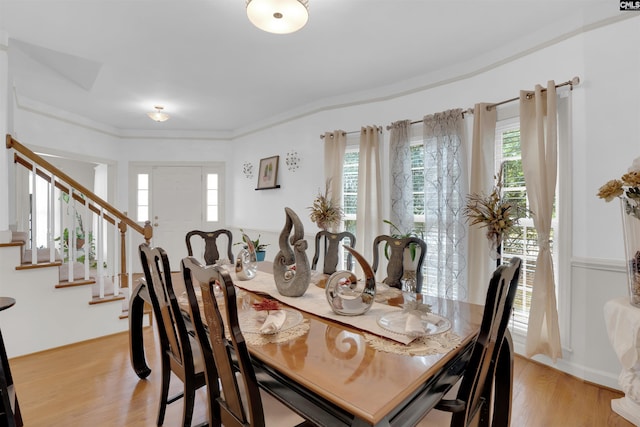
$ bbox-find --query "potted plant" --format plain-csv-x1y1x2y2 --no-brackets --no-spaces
383,219,424,262
55,193,98,266
235,229,270,262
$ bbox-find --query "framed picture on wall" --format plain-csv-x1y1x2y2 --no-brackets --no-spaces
256,155,280,190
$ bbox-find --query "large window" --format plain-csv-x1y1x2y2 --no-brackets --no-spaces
496,119,558,333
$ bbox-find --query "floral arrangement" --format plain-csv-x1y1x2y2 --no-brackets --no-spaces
463,163,527,251
597,157,640,220
308,178,344,231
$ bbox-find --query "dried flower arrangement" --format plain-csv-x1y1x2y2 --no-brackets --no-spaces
597,157,640,220
463,163,527,254
308,178,344,231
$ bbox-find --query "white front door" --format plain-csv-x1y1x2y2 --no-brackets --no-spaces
151,166,203,264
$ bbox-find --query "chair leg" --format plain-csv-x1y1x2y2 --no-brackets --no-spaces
157,358,171,426
182,383,196,427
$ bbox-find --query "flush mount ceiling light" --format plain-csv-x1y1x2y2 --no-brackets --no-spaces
246,0,309,34
147,105,170,122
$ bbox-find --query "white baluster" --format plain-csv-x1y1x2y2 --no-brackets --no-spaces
113,222,120,296
83,199,90,281
49,175,56,263
98,208,105,298
127,229,133,293
31,164,37,265
68,188,75,282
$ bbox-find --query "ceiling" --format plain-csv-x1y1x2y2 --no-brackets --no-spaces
0,1,626,138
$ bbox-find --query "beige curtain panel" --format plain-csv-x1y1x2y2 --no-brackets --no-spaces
520,81,562,362
356,126,383,267
467,103,497,304
323,130,347,209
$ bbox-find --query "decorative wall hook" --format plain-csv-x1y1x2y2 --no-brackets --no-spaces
285,150,301,172
243,162,254,179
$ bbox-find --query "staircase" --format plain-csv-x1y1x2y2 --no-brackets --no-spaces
1,135,152,358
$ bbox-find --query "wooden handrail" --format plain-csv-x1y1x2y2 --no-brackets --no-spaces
7,134,148,238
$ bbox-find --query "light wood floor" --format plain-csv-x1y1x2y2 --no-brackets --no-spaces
7,325,634,427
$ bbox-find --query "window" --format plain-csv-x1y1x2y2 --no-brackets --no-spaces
136,173,149,222
206,173,219,222
342,149,359,236
496,119,559,333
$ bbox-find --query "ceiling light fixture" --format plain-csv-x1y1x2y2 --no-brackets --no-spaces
246,0,309,34
147,105,170,122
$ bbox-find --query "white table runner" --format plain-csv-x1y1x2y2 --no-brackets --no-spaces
233,270,416,345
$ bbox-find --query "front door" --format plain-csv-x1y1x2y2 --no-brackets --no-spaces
151,166,203,263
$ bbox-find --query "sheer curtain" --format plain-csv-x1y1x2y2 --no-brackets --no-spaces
356,126,383,264
520,81,562,362
467,103,497,304
388,120,413,233
423,109,468,299
323,130,347,217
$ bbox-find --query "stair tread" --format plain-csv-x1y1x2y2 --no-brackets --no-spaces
56,279,96,288
16,261,63,270
89,294,126,305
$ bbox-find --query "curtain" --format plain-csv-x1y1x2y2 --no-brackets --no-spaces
520,81,562,362
356,126,383,265
323,130,347,212
423,109,468,299
467,104,497,304
388,120,413,234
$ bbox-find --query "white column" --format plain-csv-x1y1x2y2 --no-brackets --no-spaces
604,296,640,426
0,30,11,243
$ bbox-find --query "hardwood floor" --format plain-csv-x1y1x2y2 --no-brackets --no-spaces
7,325,634,427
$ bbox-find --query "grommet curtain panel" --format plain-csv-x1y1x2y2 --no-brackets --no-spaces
520,81,562,362
467,103,497,304
388,120,414,235
323,130,347,214
356,126,383,266
423,109,468,300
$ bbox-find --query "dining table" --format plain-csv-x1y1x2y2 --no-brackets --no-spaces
129,262,509,427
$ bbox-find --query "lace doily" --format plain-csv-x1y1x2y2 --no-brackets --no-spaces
363,331,463,356
244,320,310,346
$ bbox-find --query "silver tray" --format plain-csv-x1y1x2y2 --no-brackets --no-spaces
377,311,451,337
239,308,304,335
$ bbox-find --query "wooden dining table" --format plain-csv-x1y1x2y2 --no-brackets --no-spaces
129,263,495,427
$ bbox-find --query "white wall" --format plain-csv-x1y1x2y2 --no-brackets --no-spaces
4,16,640,389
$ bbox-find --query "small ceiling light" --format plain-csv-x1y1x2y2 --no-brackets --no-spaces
246,0,309,34
147,105,170,122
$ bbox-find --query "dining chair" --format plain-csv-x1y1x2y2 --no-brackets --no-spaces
181,256,312,427
185,229,234,266
371,234,427,292
311,230,356,274
139,243,207,427
415,257,522,427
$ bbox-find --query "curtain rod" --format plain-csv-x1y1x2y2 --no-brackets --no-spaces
486,76,580,111
322,76,581,137
401,108,474,129
319,125,382,139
